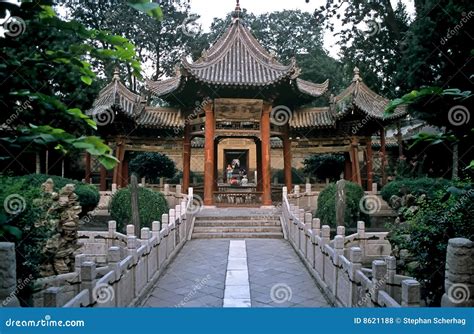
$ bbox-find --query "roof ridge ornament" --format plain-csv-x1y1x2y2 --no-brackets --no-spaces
352,66,362,82
113,67,120,81
232,0,241,20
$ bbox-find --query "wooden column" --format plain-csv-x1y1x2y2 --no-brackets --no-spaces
112,139,125,188
380,127,387,186
214,139,219,191
283,126,293,191
100,165,107,191
261,104,272,206
256,139,262,192
351,137,362,186
182,124,191,193
203,101,215,205
366,137,373,191
84,152,91,183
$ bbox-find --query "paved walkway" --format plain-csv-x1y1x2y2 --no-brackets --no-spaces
142,239,331,308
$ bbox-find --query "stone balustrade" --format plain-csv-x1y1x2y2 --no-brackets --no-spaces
25,188,196,308
281,186,420,307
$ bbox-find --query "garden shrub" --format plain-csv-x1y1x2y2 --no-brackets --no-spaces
381,177,452,202
303,153,345,182
129,152,176,183
109,186,169,232
10,174,100,213
0,175,85,303
316,181,368,228
387,184,474,306
272,168,306,185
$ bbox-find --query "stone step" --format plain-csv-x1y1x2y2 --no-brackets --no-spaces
191,232,283,239
194,220,281,227
195,216,280,221
193,226,282,233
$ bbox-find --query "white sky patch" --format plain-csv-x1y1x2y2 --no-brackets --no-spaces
187,0,416,58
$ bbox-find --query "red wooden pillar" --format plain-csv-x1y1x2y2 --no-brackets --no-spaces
85,152,91,183
380,127,387,186
112,139,125,188
283,125,293,191
182,124,191,193
261,104,272,206
203,101,215,205
366,137,373,191
256,139,262,192
100,165,107,191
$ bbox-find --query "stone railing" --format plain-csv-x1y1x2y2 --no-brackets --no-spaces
281,186,420,307
28,188,196,308
287,184,319,212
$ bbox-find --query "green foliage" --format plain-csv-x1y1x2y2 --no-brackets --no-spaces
0,175,90,295
387,185,474,306
129,153,176,183
316,181,367,228
0,3,142,169
381,178,453,203
169,170,202,185
8,174,100,213
109,187,169,232
303,154,345,182
272,168,306,185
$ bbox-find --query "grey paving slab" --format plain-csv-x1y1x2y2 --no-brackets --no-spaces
142,239,229,307
246,239,332,308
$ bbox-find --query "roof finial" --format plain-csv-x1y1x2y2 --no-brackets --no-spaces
113,67,120,80
232,0,241,20
352,66,362,82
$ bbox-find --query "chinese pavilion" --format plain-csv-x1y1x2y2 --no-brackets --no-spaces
87,1,406,206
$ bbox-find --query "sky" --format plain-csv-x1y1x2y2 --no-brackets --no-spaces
186,0,415,58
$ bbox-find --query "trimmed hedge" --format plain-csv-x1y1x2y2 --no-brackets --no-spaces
109,187,169,232
316,181,368,228
381,177,452,202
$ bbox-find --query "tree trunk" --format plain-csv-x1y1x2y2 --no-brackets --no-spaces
35,152,41,174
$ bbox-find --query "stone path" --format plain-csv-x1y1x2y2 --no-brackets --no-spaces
142,239,331,308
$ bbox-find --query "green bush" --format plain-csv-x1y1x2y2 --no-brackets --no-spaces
316,181,368,228
0,175,86,302
272,168,306,184
303,153,345,182
109,187,169,232
387,184,474,306
381,177,452,202
129,152,176,183
9,174,100,213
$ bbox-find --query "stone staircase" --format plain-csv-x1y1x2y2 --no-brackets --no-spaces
191,208,283,239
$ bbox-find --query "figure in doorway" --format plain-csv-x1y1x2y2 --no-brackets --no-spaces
226,164,233,184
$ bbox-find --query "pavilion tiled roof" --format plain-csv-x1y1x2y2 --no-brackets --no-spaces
136,107,184,129
333,67,407,120
290,107,335,129
86,70,142,118
146,5,328,99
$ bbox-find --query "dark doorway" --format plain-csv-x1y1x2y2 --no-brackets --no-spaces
224,149,248,179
